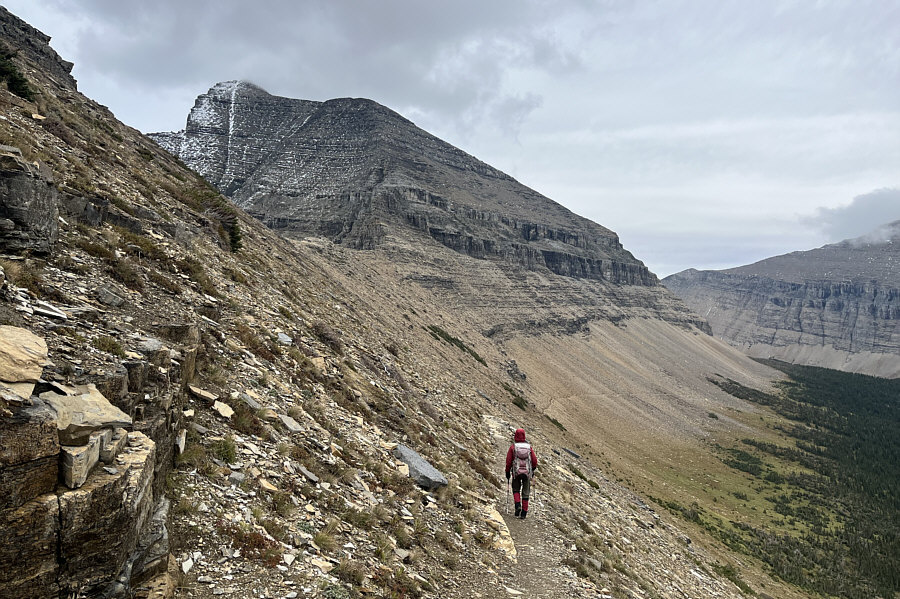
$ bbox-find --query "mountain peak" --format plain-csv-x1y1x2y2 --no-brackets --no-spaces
151,84,658,286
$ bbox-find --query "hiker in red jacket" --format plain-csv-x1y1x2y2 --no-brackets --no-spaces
505,427,538,519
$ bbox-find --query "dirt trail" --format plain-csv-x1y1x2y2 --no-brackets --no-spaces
449,437,602,599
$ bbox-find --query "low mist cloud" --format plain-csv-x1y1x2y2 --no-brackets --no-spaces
809,189,900,242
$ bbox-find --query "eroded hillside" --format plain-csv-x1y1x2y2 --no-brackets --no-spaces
0,7,814,599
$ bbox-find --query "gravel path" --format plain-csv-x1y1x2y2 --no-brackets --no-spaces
448,438,603,599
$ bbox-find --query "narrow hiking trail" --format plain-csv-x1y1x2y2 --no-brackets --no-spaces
442,418,806,599
490,444,606,599
447,431,606,599
496,499,595,598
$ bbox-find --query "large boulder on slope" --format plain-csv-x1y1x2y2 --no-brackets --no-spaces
393,444,448,490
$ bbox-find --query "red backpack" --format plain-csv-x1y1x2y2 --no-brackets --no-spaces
514,442,532,476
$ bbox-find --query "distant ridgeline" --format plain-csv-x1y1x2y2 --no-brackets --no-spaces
702,361,900,598
664,223,900,379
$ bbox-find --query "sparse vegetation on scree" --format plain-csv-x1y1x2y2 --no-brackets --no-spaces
657,361,900,599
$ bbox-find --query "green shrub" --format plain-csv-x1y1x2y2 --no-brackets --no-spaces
74,238,115,261
148,271,182,294
712,563,754,595
313,320,343,353
546,415,567,430
109,258,144,291
176,442,208,469
215,520,280,567
334,558,366,586
114,227,167,261
209,435,237,463
231,402,266,438
92,335,125,357
426,325,485,365
175,257,218,297
0,47,34,101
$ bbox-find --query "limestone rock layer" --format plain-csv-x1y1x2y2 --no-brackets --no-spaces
664,222,900,378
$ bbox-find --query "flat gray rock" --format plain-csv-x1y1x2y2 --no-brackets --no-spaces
277,413,302,433
393,444,447,490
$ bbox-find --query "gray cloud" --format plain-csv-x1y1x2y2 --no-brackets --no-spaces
3,0,899,276
10,0,573,138
809,189,900,243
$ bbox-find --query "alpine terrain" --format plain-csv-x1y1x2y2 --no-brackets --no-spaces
2,6,894,599
664,223,900,379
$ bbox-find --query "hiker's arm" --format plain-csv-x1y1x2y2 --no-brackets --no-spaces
505,446,514,475
531,447,538,471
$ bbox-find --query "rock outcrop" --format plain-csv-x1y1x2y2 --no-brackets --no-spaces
0,6,76,88
0,321,185,597
0,144,59,254
664,222,900,378
151,81,655,286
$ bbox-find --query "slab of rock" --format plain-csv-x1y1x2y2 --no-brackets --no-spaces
297,464,319,484
40,384,132,445
94,283,127,307
155,323,200,345
277,413,302,433
393,444,448,490
0,380,34,404
189,385,218,402
60,433,101,489
175,429,187,456
0,325,47,385
99,427,128,464
0,145,58,254
483,506,517,562
239,392,261,411
124,498,172,589
31,300,68,320
0,399,60,511
213,401,233,419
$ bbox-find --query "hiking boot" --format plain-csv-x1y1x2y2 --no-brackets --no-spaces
514,502,521,517
519,510,527,520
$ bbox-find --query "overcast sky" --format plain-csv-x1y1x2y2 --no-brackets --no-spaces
5,0,899,276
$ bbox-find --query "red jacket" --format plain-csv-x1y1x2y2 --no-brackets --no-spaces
505,428,538,476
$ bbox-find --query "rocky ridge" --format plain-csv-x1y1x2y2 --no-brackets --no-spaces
664,223,900,378
0,7,808,599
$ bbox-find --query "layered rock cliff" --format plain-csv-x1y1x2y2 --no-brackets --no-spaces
664,222,900,378
151,81,655,286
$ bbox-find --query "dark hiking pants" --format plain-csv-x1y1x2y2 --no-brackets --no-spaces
511,473,531,500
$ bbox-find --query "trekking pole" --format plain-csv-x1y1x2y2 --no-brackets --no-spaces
505,477,510,515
